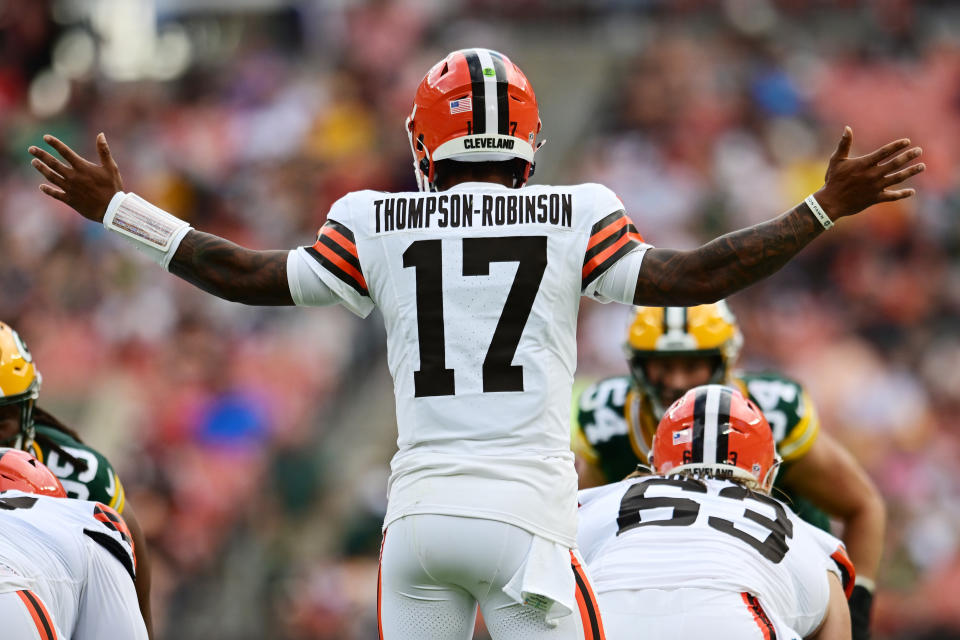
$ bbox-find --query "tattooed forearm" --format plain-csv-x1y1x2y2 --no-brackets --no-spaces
634,202,823,306
168,230,294,305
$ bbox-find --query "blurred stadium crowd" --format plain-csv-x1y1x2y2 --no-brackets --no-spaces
1,1,959,638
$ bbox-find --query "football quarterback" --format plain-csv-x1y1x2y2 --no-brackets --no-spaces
30,44,920,640
572,303,883,638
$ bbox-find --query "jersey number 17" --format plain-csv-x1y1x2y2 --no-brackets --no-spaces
403,236,547,397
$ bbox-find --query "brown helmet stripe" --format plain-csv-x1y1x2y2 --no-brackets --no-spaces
489,51,510,135
463,50,486,134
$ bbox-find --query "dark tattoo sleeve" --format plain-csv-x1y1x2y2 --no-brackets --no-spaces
168,230,294,306
634,202,823,306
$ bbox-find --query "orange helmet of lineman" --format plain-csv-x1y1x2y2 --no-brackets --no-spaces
0,448,66,498
650,384,780,492
406,48,542,191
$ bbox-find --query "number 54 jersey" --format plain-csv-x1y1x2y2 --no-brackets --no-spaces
288,182,650,546
577,476,852,637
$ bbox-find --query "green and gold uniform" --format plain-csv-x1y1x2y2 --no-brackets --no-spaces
29,422,128,514
572,371,831,530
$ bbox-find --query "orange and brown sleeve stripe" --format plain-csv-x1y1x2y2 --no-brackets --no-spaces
830,547,856,599
94,503,133,548
307,220,369,296
570,550,606,640
582,210,645,290
16,590,58,640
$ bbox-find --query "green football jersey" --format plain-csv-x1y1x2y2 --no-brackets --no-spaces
29,423,127,513
572,371,830,531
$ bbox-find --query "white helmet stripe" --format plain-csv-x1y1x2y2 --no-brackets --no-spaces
664,306,687,336
475,49,500,135
702,385,722,464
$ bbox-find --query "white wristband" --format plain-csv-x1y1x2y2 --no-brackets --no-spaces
804,194,834,230
103,192,192,271
854,576,876,593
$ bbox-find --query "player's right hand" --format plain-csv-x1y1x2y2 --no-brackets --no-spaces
813,126,924,221
28,133,124,223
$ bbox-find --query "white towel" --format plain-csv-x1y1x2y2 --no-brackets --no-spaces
502,535,577,626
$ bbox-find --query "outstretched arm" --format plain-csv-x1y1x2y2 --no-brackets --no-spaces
28,134,293,306
634,128,924,305
167,232,293,305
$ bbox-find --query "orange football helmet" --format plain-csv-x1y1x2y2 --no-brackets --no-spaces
650,385,780,492
0,448,66,497
406,48,542,191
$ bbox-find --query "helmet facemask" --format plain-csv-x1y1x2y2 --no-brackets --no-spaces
624,304,743,421
629,351,727,421
0,375,39,451
0,323,41,451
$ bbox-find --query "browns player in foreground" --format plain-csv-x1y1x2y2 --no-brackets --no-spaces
27,46,921,639
577,385,854,640
0,322,154,638
0,448,147,639
572,303,883,638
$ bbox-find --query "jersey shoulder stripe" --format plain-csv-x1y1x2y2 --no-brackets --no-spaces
307,220,368,295
778,392,819,461
85,502,136,582
830,546,855,598
84,529,135,583
108,473,126,513
582,209,645,289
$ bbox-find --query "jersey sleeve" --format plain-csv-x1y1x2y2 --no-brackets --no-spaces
575,377,631,456
580,186,651,301
288,196,375,318
778,386,820,462
83,503,136,582
31,429,128,512
740,373,821,463
801,518,856,598
76,533,147,640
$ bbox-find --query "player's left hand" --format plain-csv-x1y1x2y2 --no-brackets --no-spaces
28,133,124,223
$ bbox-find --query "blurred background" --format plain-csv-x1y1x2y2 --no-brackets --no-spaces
1,0,958,638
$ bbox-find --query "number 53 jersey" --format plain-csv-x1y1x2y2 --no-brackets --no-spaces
577,476,851,637
287,182,650,546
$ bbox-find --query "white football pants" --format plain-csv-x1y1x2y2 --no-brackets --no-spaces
378,514,605,640
598,588,800,640
0,590,64,640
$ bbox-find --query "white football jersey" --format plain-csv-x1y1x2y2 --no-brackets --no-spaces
288,182,650,545
577,476,849,637
0,491,139,637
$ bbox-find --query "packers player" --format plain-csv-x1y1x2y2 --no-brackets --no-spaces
573,303,883,640
0,322,153,639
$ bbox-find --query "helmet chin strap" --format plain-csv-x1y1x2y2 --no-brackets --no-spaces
762,456,782,493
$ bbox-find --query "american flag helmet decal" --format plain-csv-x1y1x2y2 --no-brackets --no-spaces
449,96,472,114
